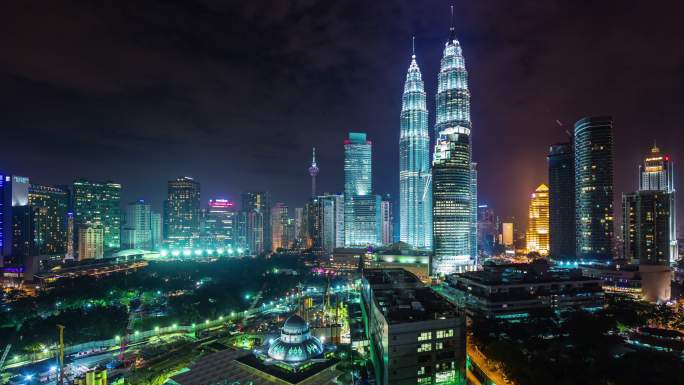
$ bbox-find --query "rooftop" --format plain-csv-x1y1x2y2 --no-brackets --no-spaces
456,260,599,286
363,268,423,288
364,269,460,324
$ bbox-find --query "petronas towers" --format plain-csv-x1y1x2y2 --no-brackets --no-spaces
399,40,432,249
399,13,477,274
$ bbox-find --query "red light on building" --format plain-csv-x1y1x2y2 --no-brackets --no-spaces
209,199,234,208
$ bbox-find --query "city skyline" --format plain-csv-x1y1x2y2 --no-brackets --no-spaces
1,1,683,230
1,3,683,384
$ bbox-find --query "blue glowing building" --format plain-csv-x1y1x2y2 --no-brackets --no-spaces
399,39,432,250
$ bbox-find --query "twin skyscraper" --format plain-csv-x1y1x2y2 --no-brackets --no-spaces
400,14,477,274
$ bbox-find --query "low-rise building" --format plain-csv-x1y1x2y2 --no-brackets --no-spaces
580,262,673,303
449,260,604,319
361,268,466,385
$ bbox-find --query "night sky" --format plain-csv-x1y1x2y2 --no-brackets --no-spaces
1,1,682,230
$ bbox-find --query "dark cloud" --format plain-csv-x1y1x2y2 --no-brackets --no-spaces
0,0,682,230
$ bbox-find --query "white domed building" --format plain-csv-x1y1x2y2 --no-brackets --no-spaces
266,314,324,364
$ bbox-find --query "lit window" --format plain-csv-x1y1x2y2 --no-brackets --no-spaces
417,343,432,353
418,331,432,341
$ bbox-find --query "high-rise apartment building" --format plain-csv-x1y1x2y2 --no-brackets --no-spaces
502,222,514,247
72,179,121,252
638,144,677,262
574,117,614,261
294,207,304,247
271,202,288,250
344,133,381,247
27,184,69,255
246,210,264,255
548,143,575,259
1,175,30,263
66,212,74,259
163,177,201,248
526,184,550,256
78,223,104,260
380,195,393,245
304,198,322,251
150,211,162,250
477,204,496,256
318,194,344,254
241,192,271,253
121,200,152,249
319,196,335,254
399,42,432,250
431,17,476,274
622,191,671,265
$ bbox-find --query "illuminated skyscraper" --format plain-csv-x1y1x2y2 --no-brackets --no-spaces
574,116,614,261
78,222,104,260
380,194,393,245
163,177,201,248
477,204,496,256
470,163,478,260
638,144,677,262
548,143,575,259
241,192,271,253
305,197,322,251
431,11,475,274
122,200,152,249
344,132,381,246
526,184,550,256
150,211,162,250
271,202,288,250
399,39,432,249
502,222,514,247
1,175,30,263
203,199,235,249
72,179,121,251
319,193,344,254
623,191,671,265
27,184,69,255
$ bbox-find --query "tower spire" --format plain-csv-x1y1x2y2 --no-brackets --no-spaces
308,147,319,197
450,5,454,29
412,36,415,59
448,5,456,41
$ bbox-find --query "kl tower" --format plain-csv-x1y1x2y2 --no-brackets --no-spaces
308,147,319,197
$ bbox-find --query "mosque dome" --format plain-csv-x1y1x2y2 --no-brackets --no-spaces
267,314,323,363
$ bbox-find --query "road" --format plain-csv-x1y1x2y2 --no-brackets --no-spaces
5,282,357,384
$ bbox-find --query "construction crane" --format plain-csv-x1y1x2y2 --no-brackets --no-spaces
0,344,11,372
57,324,65,385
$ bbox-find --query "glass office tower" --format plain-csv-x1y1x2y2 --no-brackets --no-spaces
163,177,201,248
432,21,475,274
548,143,575,259
574,116,614,261
344,132,380,246
72,179,121,251
638,144,677,263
